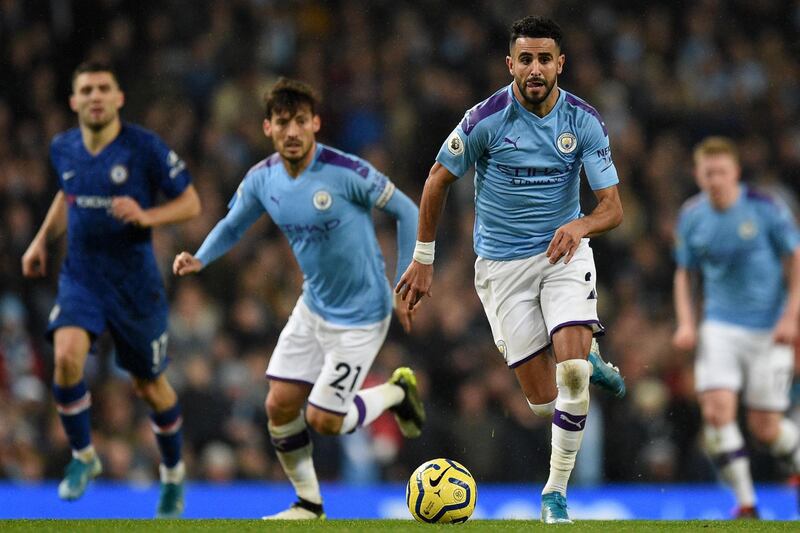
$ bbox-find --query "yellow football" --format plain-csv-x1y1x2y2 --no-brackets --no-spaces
406,458,477,523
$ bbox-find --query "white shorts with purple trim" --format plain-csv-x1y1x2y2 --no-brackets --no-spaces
696,320,793,411
474,239,604,368
266,298,391,415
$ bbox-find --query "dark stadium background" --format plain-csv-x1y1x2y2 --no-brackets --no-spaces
1,0,799,512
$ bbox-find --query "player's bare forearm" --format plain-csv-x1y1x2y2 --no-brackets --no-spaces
583,185,623,237
37,191,68,243
131,185,200,227
782,248,800,320
22,192,66,278
774,248,800,343
673,268,695,328
672,267,699,350
394,163,457,309
546,185,622,264
417,162,458,242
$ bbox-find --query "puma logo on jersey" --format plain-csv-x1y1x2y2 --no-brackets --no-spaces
503,136,520,150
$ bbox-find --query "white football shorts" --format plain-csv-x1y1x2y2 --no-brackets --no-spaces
266,298,391,415
474,239,604,368
695,320,794,411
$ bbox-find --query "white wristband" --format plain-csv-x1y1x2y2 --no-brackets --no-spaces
413,240,435,265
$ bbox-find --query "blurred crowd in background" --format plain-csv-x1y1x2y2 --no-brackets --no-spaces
2,0,800,487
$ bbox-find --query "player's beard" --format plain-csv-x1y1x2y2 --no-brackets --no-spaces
281,141,312,165
516,75,556,106
82,110,115,132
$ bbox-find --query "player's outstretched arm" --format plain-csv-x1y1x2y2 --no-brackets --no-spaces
395,163,458,310
112,184,201,228
672,267,697,351
546,184,623,264
22,191,67,278
379,187,419,332
175,184,265,276
774,247,800,344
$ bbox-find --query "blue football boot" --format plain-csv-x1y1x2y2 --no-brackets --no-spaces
541,492,572,524
588,338,626,398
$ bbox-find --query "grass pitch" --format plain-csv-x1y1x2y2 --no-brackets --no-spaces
0,520,797,532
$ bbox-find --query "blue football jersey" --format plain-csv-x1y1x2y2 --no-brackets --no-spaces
50,123,192,296
674,186,800,328
196,143,400,326
436,84,619,260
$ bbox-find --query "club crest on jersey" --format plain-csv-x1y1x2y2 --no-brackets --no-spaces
313,189,333,211
447,131,465,156
110,164,128,185
738,220,758,240
557,132,577,154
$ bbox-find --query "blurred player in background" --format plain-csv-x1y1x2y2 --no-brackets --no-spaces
673,137,800,518
173,78,425,520
397,16,624,524
21,62,201,518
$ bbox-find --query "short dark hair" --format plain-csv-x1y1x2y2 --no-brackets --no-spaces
71,61,120,90
509,16,563,51
264,77,319,119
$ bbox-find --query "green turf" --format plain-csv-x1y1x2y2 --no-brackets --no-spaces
0,520,796,532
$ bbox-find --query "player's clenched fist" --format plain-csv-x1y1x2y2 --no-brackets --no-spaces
112,196,151,227
671,324,697,352
21,239,48,278
395,261,433,311
173,251,203,276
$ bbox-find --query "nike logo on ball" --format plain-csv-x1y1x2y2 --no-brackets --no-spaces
429,466,452,487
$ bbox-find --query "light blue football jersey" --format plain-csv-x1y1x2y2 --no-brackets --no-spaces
196,143,411,326
675,186,800,329
436,84,619,260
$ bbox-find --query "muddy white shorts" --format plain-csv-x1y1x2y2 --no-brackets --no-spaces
695,320,794,411
474,239,603,368
266,298,391,415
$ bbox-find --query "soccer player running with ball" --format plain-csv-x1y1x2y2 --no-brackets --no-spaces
396,16,625,524
673,137,800,519
173,78,425,520
21,62,201,517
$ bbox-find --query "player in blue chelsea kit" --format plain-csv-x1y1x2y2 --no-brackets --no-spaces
173,78,424,520
21,62,200,517
673,137,800,518
397,17,625,524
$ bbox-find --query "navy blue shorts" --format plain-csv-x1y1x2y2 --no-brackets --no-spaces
47,276,170,379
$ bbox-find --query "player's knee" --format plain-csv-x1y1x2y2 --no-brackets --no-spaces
556,359,590,396
53,346,84,380
306,409,342,436
265,393,299,423
700,403,733,428
747,415,780,445
131,379,156,400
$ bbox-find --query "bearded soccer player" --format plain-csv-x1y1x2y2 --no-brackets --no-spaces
173,78,424,520
673,137,800,518
21,62,201,517
396,16,625,524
